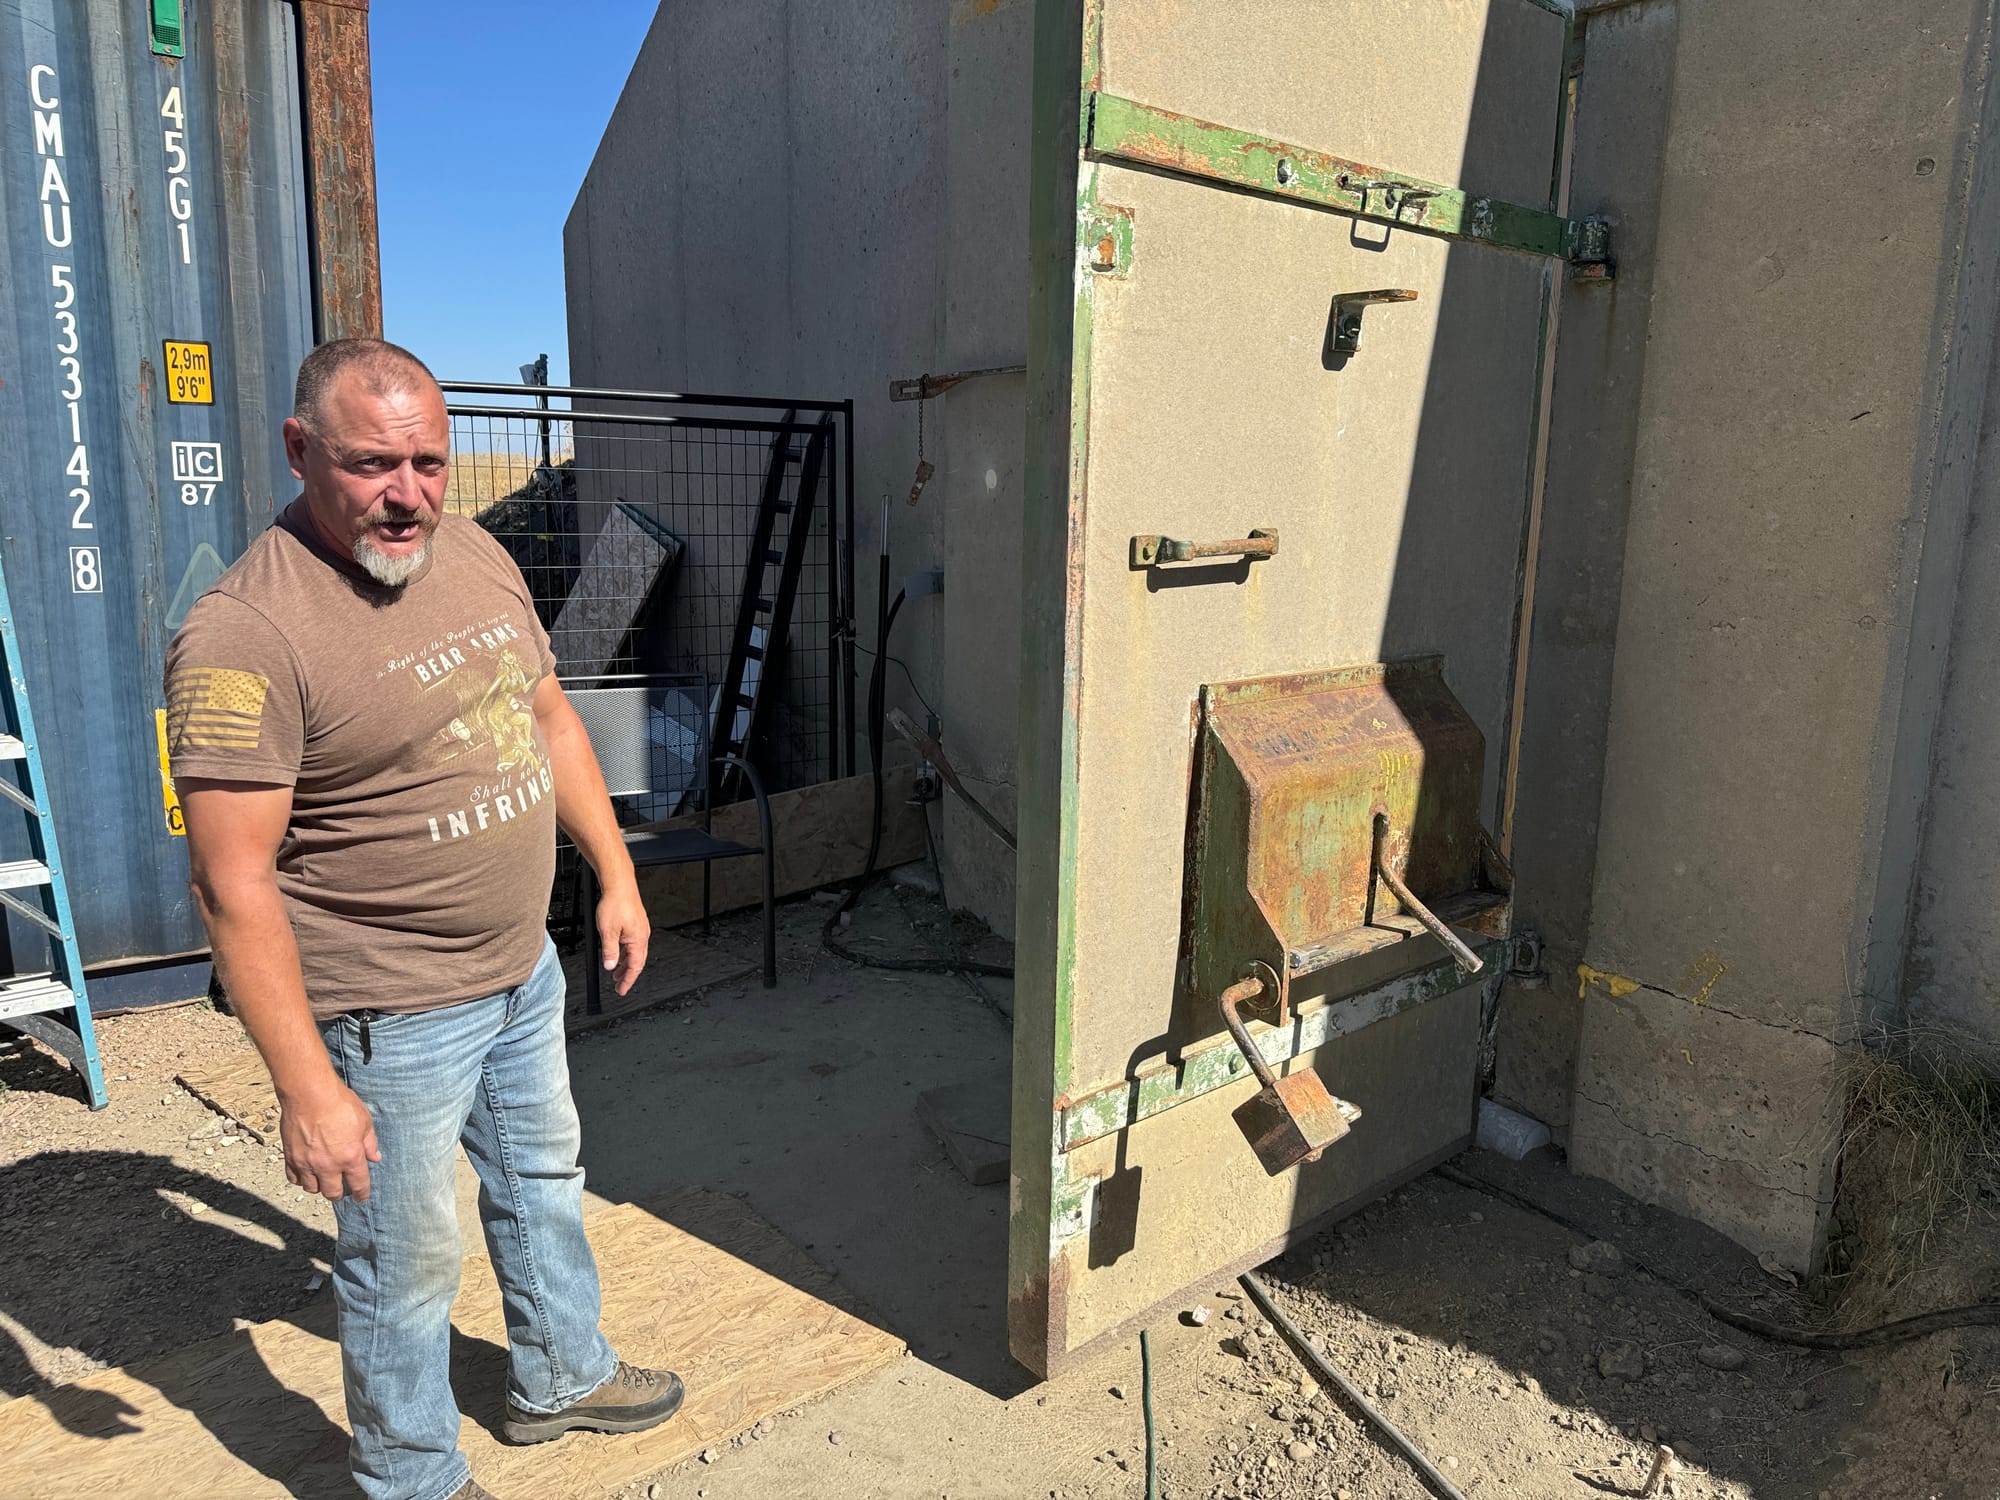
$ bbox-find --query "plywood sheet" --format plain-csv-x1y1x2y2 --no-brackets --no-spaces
0,1191,902,1499
634,764,926,927
177,1048,280,1143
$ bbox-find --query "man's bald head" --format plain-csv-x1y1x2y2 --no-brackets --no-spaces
293,338,440,437
283,339,449,587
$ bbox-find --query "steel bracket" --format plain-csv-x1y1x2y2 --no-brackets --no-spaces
1327,289,1418,368
1566,215,1616,282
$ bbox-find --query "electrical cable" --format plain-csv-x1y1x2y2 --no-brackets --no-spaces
1239,1271,1468,1500
1434,1162,2000,1351
851,641,942,726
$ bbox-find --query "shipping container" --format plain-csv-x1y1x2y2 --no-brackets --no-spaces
0,0,314,982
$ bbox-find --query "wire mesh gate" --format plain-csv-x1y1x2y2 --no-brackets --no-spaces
440,382,856,941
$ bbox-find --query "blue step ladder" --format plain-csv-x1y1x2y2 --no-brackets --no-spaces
0,554,105,1109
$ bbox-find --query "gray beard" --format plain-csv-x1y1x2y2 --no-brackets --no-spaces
352,534,431,587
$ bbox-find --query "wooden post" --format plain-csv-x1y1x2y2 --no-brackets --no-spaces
295,0,382,339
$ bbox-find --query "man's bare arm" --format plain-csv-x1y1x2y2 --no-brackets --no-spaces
532,674,650,995
180,777,378,1201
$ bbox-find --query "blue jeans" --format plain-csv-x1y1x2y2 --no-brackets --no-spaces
320,938,617,1500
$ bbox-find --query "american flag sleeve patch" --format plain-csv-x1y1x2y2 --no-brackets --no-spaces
166,667,270,752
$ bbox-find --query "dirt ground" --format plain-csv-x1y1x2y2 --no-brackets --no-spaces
2,888,1994,1499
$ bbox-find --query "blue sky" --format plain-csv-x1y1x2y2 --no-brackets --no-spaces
371,3,657,386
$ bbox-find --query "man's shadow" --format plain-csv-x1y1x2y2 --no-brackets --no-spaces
0,1147,501,1497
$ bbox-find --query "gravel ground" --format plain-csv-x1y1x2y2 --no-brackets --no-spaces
3,953,1993,1500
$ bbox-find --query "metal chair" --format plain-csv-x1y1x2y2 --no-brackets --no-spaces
560,672,777,1013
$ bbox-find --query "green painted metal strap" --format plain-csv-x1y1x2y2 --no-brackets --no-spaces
1057,936,1510,1152
1087,92,1596,263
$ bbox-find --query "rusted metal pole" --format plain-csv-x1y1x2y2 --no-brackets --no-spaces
294,0,382,340
1129,529,1278,568
1218,975,1282,1091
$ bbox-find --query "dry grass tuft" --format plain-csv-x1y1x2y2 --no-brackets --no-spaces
1824,1026,2000,1324
444,448,574,513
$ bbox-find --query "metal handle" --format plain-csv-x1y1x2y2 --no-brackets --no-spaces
1372,813,1484,974
1130,528,1279,569
1219,974,1283,1091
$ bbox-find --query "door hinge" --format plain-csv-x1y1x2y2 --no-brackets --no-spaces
1566,215,1616,283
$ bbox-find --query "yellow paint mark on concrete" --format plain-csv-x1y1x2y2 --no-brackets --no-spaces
1685,951,1729,1007
1577,963,1641,1001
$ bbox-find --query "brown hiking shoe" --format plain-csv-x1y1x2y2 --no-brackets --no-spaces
446,1482,499,1500
499,1361,686,1444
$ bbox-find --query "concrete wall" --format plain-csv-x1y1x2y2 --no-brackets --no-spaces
1905,306,2000,1053
563,0,1031,935
1567,0,2000,1270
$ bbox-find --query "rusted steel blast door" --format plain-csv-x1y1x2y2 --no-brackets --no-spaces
1010,0,1577,1376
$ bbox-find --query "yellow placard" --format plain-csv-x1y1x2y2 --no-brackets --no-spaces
155,709,184,836
162,339,214,405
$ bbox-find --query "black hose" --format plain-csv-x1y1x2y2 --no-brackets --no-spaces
1240,1271,1469,1500
858,583,905,887
821,572,1012,979
1702,1297,2000,1348
1435,1162,2000,1351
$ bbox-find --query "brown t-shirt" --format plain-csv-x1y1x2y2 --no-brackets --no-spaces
165,502,559,1018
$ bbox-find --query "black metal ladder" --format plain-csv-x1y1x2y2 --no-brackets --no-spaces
714,413,831,799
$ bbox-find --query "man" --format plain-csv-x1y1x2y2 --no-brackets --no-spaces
167,339,681,1500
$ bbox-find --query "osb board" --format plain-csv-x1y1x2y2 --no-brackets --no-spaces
177,1048,280,1143
0,1190,902,1499
635,763,925,927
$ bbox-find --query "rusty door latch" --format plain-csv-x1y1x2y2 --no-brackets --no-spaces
1220,968,1359,1175
1371,811,1484,975
1130,528,1279,569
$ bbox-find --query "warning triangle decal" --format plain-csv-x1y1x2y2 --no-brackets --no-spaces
165,542,227,630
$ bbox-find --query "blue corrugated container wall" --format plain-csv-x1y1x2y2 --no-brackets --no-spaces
0,0,314,969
